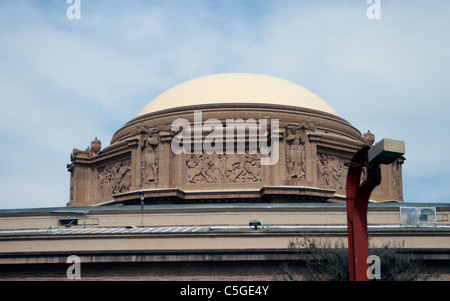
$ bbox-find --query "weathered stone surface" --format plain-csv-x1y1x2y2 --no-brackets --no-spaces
67,105,404,206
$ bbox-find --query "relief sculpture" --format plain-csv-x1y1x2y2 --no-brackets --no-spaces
97,159,131,198
187,152,261,184
317,154,346,190
285,126,306,180
141,134,159,183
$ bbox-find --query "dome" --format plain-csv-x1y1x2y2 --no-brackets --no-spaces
69,72,403,208
137,73,338,117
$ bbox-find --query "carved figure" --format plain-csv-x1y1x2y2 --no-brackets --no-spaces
186,153,261,184
242,154,261,182
97,160,131,198
285,127,306,179
141,135,159,182
114,162,131,194
317,154,346,190
187,154,214,183
71,147,93,158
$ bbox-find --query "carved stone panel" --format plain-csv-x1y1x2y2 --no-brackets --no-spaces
186,153,261,184
285,127,307,180
97,158,131,198
317,154,347,190
141,134,159,183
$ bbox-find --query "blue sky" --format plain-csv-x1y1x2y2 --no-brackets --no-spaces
0,0,449,209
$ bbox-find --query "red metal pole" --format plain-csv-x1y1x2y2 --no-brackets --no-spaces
346,146,369,281
353,166,381,280
346,146,381,281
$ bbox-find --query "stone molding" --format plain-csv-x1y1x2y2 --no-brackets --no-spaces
67,105,403,206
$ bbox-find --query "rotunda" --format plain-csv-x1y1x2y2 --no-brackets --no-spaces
67,73,404,206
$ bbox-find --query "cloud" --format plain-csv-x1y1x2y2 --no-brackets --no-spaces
0,0,449,208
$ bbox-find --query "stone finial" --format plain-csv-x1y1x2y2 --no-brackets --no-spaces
363,130,375,146
91,137,102,154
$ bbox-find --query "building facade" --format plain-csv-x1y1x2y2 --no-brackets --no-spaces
0,202,449,280
2,73,448,281
67,73,404,207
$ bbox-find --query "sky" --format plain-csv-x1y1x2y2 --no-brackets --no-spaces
0,0,449,209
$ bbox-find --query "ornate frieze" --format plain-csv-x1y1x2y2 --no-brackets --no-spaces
186,153,261,184
317,154,347,190
68,106,403,206
97,159,131,198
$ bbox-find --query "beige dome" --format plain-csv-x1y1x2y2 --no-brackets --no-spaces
137,73,338,117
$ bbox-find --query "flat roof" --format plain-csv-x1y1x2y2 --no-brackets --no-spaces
0,202,449,215
2,224,450,237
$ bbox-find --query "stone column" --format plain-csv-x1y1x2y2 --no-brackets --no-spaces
271,126,285,186
74,163,91,206
159,131,174,188
68,147,95,206
304,131,314,187
308,132,321,188
130,137,141,191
